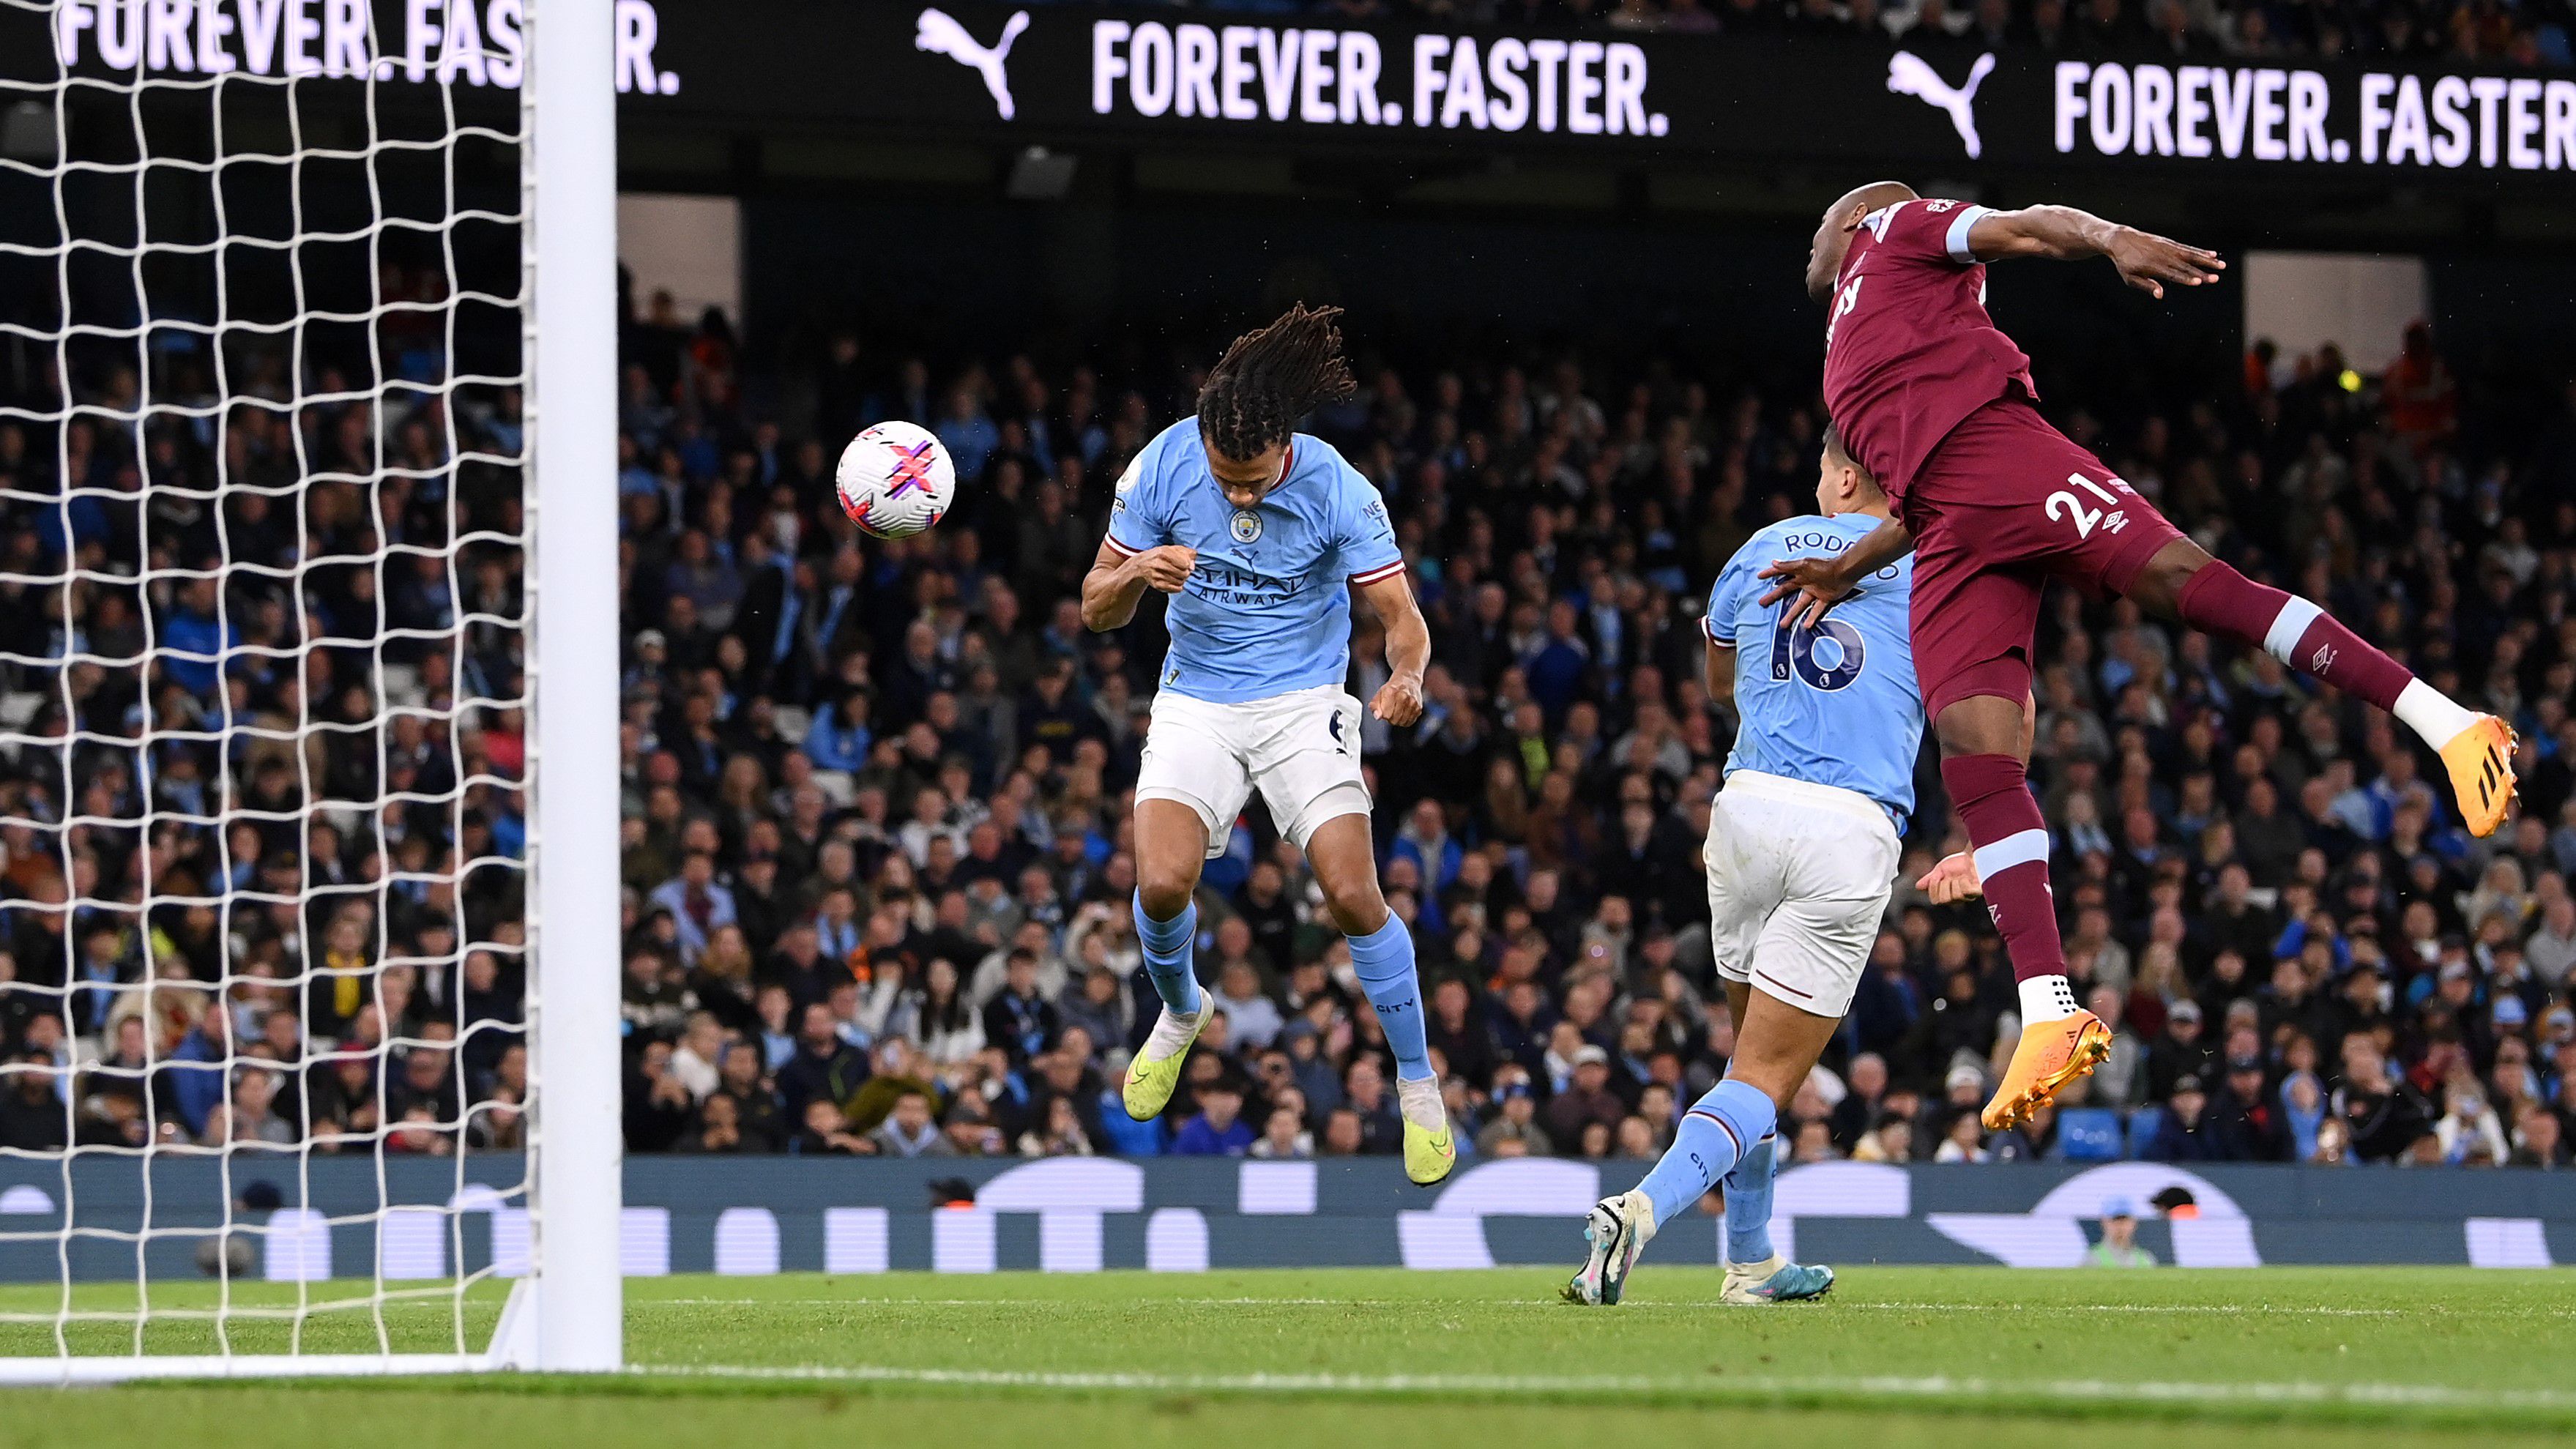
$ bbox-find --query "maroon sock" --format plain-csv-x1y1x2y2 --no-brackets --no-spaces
1941,752,2066,985
2176,564,2412,712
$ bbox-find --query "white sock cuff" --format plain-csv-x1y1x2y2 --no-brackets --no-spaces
2394,678,2479,749
2017,974,2081,1024
1972,828,2050,881
1395,1074,1446,1129
2263,595,2323,666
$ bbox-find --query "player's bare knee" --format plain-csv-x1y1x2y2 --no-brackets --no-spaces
2123,538,2211,621
1935,699,2022,758
1725,1065,1803,1115
1136,868,1198,923
1320,880,1388,937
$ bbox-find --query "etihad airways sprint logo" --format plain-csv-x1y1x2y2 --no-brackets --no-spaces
1889,50,1997,158
917,7,1030,119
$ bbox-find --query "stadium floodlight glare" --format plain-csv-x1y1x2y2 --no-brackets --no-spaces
0,0,619,1380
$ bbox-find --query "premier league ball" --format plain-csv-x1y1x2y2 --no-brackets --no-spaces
835,420,956,539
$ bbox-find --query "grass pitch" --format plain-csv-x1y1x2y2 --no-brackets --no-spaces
0,1267,2570,1447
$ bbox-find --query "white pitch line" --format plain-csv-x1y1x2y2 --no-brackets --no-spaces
641,1297,1363,1308
633,1361,2576,1412
1828,1301,2419,1317
639,1297,2471,1318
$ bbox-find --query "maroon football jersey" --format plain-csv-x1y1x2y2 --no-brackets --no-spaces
1820,198,2037,508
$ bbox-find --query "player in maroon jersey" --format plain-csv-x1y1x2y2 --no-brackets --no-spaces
1761,180,2518,1132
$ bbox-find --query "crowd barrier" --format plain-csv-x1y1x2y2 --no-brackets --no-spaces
2,1156,2569,1280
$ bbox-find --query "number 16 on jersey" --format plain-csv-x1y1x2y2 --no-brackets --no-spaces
1771,608,1868,691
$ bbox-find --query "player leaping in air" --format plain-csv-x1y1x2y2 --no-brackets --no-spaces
1081,304,1456,1185
1568,427,1943,1307
1762,182,2518,1134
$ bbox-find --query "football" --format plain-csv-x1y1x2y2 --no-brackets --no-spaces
835,420,956,539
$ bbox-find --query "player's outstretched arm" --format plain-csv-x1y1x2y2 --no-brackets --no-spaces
1755,516,1913,630
1963,205,2225,300
1356,572,1429,726
1080,538,1194,632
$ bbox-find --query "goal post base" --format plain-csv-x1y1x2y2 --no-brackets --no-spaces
0,1352,502,1387
0,1281,589,1384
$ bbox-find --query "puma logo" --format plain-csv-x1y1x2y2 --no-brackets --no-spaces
915,7,1030,120
1887,51,1997,158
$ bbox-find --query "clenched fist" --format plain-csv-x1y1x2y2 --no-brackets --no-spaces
1132,545,1196,592
1370,674,1424,727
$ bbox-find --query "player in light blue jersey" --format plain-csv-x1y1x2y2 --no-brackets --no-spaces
1079,305,1453,1185
1569,424,1927,1307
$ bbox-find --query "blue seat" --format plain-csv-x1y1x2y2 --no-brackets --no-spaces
2057,1108,2123,1161
2124,1106,2167,1160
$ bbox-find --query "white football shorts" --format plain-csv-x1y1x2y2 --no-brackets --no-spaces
1134,684,1371,857
1705,769,1900,1018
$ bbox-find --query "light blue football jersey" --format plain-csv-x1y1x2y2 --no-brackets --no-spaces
1704,513,1922,827
1106,419,1404,705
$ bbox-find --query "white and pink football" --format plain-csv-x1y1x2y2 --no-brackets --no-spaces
835,420,956,539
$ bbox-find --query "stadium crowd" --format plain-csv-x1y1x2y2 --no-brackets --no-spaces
576,286,2576,1172
1185,0,2576,70
2,275,2575,1179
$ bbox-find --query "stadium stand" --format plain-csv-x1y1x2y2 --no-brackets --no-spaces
4,269,2574,1176
612,280,2575,1169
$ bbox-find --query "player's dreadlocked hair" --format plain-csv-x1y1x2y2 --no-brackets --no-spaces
1197,303,1358,462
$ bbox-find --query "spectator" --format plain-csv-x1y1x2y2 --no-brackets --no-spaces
1172,1076,1256,1156
1544,1046,1626,1151
775,1003,868,1123
1251,1105,1313,1159
2334,1039,2435,1163
868,1089,944,1158
2206,1054,2289,1161
2145,1075,2225,1161
2088,1199,2158,1267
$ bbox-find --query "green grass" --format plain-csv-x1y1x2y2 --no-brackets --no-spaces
1,1267,2572,1447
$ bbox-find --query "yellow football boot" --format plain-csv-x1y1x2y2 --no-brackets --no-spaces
1981,1010,2112,1132
1120,1010,1205,1121
2438,715,2518,840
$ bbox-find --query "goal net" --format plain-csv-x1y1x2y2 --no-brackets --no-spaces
0,0,618,1379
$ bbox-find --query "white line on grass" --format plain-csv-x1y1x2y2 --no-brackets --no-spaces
633,1362,2576,1412
640,1297,2452,1318
1830,1301,2418,1317
643,1297,1363,1308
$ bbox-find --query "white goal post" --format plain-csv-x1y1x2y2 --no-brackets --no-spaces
0,0,619,1379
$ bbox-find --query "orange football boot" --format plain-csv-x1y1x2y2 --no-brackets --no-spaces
1981,1010,2112,1132
2437,715,2518,839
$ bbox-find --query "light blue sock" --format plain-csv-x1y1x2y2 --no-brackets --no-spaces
1347,915,1432,1081
1132,893,1201,1016
1721,1133,1779,1264
1637,1079,1776,1229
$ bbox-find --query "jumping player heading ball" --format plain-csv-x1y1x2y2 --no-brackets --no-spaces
1760,182,2519,1135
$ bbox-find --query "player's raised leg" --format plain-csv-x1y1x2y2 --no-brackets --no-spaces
1305,811,1453,1184
1124,797,1212,1120
2129,538,2517,838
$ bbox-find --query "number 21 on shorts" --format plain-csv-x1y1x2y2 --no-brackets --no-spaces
2045,472,2129,540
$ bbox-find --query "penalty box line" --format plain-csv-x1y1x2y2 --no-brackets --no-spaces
635,1362,2576,1413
